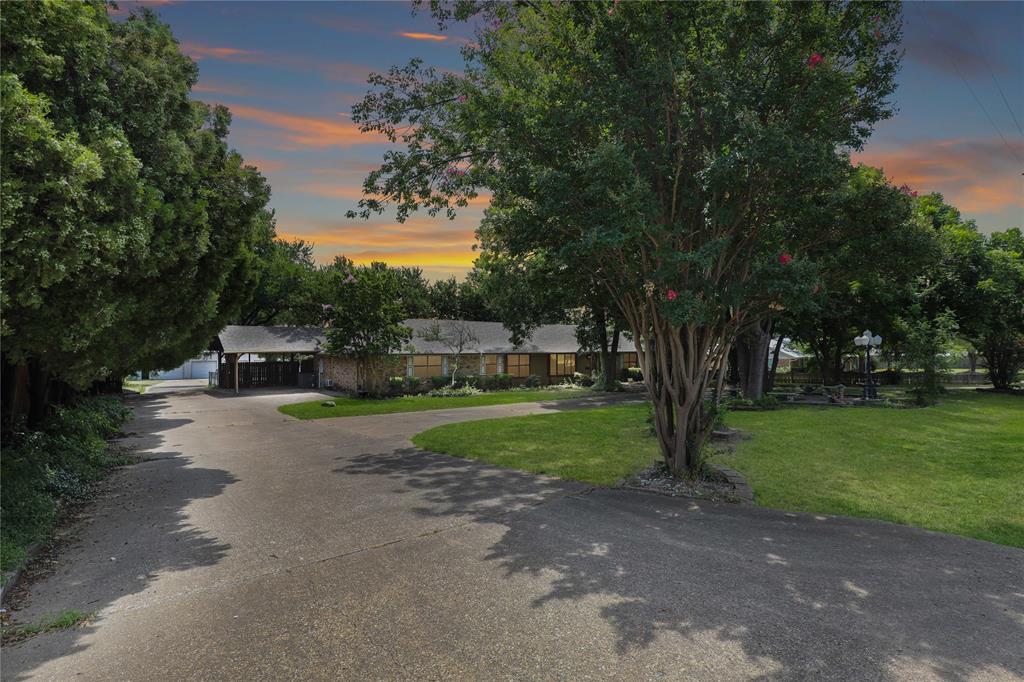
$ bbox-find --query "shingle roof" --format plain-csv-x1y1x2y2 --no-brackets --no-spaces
215,325,326,354
402,319,635,354
214,320,636,355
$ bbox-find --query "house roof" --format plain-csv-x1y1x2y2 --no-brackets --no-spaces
403,319,636,354
214,325,326,354
212,320,636,356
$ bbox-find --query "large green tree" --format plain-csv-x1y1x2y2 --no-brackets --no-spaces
778,165,938,386
347,1,902,475
1,2,270,423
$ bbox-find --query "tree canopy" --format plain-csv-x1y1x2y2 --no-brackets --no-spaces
1,2,271,422
348,0,903,474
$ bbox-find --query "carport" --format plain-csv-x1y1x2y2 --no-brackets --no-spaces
210,325,327,394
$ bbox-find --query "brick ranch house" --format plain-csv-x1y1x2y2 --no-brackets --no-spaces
210,320,638,393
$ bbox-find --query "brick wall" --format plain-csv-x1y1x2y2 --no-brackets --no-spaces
322,356,358,392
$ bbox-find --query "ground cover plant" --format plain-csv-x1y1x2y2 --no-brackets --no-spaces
1,396,133,575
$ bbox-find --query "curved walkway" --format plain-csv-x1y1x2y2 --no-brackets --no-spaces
3,385,1022,680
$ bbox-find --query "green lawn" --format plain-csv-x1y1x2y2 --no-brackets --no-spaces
718,391,1023,547
123,379,163,394
278,387,595,420
410,392,1023,547
412,406,660,486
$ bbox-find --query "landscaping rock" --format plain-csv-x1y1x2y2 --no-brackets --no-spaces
619,463,741,502
320,401,336,407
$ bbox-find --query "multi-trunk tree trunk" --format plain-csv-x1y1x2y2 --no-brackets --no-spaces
620,292,734,477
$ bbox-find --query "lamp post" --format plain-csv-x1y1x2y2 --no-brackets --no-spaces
853,330,882,400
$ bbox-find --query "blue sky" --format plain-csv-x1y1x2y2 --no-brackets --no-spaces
115,0,1023,280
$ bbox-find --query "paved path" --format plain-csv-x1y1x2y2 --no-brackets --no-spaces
3,385,1022,680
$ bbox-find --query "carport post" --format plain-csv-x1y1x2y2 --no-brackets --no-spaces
234,353,239,395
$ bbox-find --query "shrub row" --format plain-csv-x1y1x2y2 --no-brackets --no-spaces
1,396,132,573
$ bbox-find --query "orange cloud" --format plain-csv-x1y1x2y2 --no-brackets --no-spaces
226,105,385,148
244,158,289,173
398,32,448,42
180,42,259,61
854,138,1024,214
193,81,252,97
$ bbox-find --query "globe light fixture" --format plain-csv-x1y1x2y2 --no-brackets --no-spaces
854,330,882,400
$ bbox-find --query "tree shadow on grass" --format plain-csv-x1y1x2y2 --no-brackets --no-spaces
2,394,236,680
338,446,1024,680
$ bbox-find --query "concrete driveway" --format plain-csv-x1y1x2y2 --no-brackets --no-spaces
3,385,1022,681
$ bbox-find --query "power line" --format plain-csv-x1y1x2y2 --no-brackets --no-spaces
965,25,1024,138
918,10,1024,165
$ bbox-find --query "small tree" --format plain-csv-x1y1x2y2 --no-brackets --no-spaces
419,320,480,386
324,265,412,397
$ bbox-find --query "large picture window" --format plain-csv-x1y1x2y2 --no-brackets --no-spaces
412,354,443,379
506,354,530,378
549,353,576,377
483,354,498,375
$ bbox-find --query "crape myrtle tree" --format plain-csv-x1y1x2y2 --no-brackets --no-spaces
347,1,902,475
1,2,270,424
418,319,481,386
323,263,414,397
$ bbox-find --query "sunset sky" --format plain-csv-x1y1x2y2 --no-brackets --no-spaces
115,1,1023,280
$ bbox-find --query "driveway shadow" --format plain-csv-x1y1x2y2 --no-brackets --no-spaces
2,395,236,680
338,446,1024,679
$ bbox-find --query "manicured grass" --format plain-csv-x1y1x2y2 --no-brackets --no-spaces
410,391,1023,547
412,406,660,486
123,379,162,394
717,391,1023,547
278,387,595,420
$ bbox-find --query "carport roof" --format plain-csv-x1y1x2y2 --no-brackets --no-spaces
214,325,326,354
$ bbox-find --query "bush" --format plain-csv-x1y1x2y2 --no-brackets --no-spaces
388,376,405,392
427,385,482,398
625,367,644,382
1,396,133,573
475,373,512,391
406,376,423,392
429,375,451,389
571,372,595,387
523,374,541,388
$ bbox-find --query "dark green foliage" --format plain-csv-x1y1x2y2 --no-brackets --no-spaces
523,374,541,388
1,396,132,572
1,2,272,407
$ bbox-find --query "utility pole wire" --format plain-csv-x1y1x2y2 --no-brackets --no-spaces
918,10,1024,165
965,25,1024,138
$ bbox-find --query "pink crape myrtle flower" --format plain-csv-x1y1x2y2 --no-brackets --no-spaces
807,53,824,69
666,289,679,301
456,94,467,104
899,184,918,198
343,274,356,284
779,253,793,265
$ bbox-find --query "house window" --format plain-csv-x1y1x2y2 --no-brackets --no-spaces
549,353,576,377
412,354,443,379
621,352,639,368
483,354,498,375
506,354,530,378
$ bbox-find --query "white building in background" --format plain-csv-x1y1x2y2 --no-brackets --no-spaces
140,352,219,380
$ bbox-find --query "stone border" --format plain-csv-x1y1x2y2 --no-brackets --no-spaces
710,464,755,503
